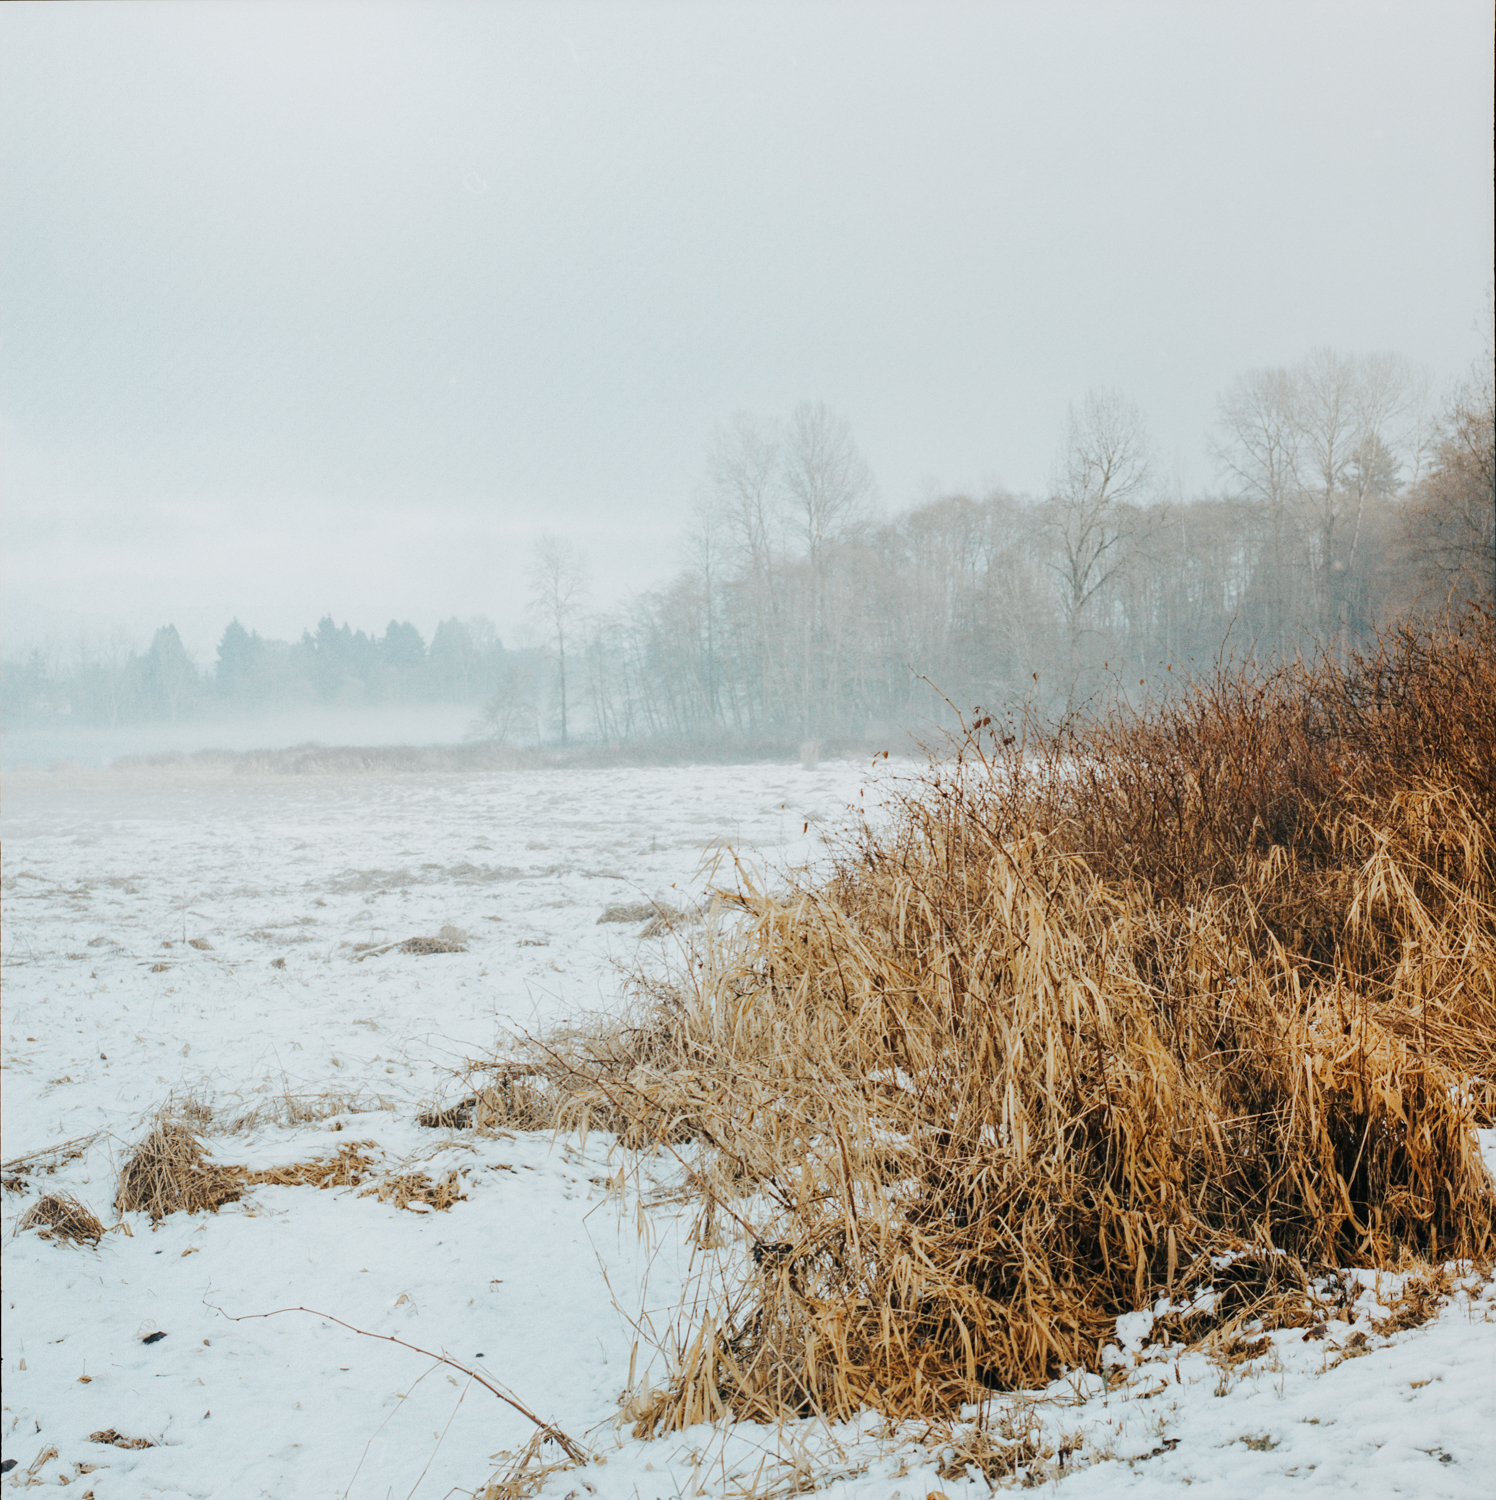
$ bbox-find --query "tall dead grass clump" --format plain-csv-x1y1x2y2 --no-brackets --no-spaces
115,1116,246,1221
19,1193,107,1246
493,611,1496,1428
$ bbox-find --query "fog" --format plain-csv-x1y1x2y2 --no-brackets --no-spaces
2,1,1491,763
0,706,481,773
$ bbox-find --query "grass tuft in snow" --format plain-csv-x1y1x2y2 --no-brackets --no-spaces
115,1114,245,1221
17,1191,107,1246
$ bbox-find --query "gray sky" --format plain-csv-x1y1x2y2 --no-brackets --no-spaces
3,0,1491,660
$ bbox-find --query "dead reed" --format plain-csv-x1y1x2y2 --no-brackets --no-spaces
114,1098,466,1220
357,1166,468,1211
115,1118,245,1221
218,1088,390,1132
245,1141,380,1189
18,1193,106,1246
485,610,1496,1428
89,1429,155,1449
2,1132,102,1195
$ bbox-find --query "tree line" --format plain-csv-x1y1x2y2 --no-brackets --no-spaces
526,345,1492,745
7,339,1490,745
2,613,521,728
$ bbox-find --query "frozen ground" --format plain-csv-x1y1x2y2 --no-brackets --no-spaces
2,759,1493,1499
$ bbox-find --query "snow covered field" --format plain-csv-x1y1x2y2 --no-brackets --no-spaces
3,759,1493,1498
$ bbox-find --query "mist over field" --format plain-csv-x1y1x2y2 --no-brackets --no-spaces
2,1,1492,768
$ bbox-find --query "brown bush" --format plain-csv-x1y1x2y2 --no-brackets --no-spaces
488,611,1496,1428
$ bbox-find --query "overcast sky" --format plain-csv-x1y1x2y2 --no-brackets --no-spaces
3,0,1491,660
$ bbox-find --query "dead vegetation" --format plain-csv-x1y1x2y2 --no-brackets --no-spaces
216,1087,390,1133
598,902,667,924
418,1098,478,1130
926,1417,1043,1484
115,1118,245,1221
357,1165,468,1211
89,1429,154,1449
2,1132,101,1196
479,611,1496,1428
350,925,470,959
18,1193,107,1246
597,900,695,938
1371,1265,1456,1334
449,1062,571,1135
400,932,469,955
112,1097,465,1220
479,1432,588,1500
245,1141,380,1189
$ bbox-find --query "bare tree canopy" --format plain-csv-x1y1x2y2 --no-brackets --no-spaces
1398,345,1496,612
1045,389,1152,707
526,533,589,745
779,402,875,569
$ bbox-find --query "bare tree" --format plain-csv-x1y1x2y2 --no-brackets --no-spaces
682,492,728,725
476,655,540,745
1045,389,1151,709
705,414,787,725
778,403,875,732
1400,359,1495,610
708,414,781,588
1215,350,1430,651
98,625,136,727
526,533,588,745
779,402,873,572
1214,365,1306,652
1296,348,1427,644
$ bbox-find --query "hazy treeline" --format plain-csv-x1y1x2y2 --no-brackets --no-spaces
1,612,525,728
7,343,1491,747
545,346,1492,743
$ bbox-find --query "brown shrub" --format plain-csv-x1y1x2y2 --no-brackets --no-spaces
491,611,1496,1430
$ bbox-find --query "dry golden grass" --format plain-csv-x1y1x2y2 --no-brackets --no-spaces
357,1166,468,1211
219,1088,390,1133
1370,1265,1457,1334
89,1429,154,1449
115,1098,462,1218
2,1132,101,1195
115,1118,245,1221
454,1061,580,1136
484,610,1496,1429
245,1141,380,1189
478,1431,586,1499
19,1193,106,1246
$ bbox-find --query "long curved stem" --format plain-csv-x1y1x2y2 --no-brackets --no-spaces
209,1301,586,1463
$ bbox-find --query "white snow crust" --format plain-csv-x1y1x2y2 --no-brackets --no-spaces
3,760,1493,1498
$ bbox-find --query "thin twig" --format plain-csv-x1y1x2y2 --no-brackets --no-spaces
209,1302,586,1463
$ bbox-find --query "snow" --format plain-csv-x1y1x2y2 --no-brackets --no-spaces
3,759,1493,1498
